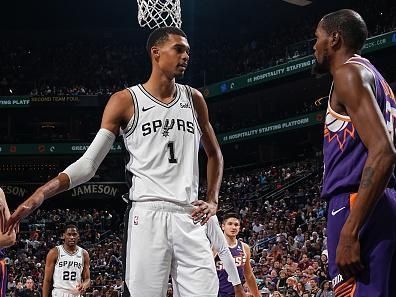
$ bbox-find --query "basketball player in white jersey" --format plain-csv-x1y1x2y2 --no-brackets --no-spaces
43,224,90,297
7,27,224,297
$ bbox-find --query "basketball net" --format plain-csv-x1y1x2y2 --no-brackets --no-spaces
137,0,182,29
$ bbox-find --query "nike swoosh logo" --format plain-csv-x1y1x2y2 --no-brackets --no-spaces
142,106,155,112
331,206,346,216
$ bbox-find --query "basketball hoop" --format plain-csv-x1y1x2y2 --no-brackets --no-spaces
137,0,182,29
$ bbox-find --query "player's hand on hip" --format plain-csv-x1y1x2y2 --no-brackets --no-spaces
336,228,364,278
191,200,217,225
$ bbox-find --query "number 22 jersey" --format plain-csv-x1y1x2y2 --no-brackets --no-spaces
53,245,84,292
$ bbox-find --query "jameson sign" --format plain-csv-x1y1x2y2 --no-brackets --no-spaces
1,185,30,198
201,31,396,99
0,142,123,155
71,184,125,198
1,183,127,199
218,111,324,144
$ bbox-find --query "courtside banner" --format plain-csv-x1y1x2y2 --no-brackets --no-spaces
0,182,128,199
0,96,30,108
0,143,123,155
0,95,99,108
217,111,324,144
0,112,326,153
201,31,396,99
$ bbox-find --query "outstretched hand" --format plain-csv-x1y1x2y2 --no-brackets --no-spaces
0,206,19,235
6,193,44,235
5,215,21,236
191,200,217,225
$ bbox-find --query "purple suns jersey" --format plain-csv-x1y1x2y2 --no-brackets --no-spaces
322,55,396,199
0,249,5,297
215,240,246,295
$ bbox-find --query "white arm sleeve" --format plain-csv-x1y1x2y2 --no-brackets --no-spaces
206,216,241,286
62,128,116,189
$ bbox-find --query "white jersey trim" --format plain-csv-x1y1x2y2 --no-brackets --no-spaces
61,245,80,256
137,84,181,108
122,88,140,137
185,85,202,135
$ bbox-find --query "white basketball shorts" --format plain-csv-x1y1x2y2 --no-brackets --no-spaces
122,200,218,297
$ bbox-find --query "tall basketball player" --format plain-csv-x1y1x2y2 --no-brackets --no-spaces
8,27,223,297
314,9,396,296
0,188,16,297
43,224,90,297
215,213,260,297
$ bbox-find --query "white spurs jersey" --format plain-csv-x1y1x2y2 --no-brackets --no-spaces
121,83,201,205
53,245,84,292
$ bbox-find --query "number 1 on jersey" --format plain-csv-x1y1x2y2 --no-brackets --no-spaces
167,142,177,163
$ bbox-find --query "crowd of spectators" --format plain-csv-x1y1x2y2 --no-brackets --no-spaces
6,208,124,297
201,0,396,84
0,1,394,96
5,159,331,297
210,99,324,135
2,2,395,296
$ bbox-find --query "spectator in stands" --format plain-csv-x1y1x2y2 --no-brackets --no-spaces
294,228,304,245
316,281,333,297
276,269,287,292
298,254,311,271
18,278,40,297
4,160,334,295
309,279,320,296
14,281,24,297
295,282,305,296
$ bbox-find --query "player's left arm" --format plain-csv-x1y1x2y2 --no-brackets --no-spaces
0,188,16,248
333,63,396,278
77,249,91,292
190,88,223,225
242,242,260,297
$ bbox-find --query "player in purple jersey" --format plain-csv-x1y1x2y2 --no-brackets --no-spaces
206,216,247,297
314,9,396,297
214,213,259,297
